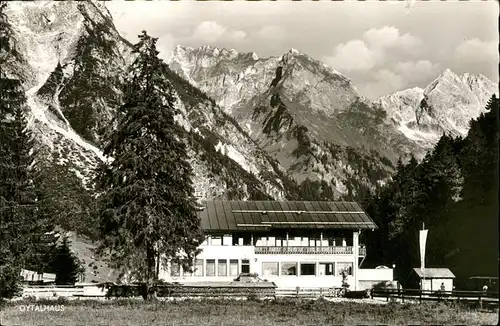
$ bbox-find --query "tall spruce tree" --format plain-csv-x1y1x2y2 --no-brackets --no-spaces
95,31,204,300
1,2,28,297
49,236,83,285
0,2,56,298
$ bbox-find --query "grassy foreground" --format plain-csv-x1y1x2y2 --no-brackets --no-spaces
1,298,498,326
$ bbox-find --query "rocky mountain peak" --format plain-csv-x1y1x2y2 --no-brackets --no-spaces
377,69,497,151
5,0,131,89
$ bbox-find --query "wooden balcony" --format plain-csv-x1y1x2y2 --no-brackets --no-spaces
255,246,367,256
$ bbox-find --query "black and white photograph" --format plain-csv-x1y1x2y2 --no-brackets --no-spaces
0,0,498,325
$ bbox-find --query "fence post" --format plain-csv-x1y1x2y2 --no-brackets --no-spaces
419,289,422,303
296,286,300,298
478,293,483,309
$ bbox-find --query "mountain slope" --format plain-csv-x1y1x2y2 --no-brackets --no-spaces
4,1,299,228
376,69,498,149
169,46,498,198
169,46,416,198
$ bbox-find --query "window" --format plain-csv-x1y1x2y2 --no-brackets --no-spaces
194,259,203,276
170,263,181,277
206,259,215,276
281,262,297,276
211,236,222,246
243,235,252,246
218,259,227,276
262,262,279,276
300,263,316,276
223,234,232,246
319,263,335,276
241,259,250,273
255,237,266,246
229,259,239,276
337,262,353,276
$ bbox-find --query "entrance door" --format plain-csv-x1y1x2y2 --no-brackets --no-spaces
241,259,250,273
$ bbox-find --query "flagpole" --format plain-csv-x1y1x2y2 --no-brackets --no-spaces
422,222,425,291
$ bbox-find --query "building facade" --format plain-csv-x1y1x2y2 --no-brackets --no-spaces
411,268,456,292
159,200,392,290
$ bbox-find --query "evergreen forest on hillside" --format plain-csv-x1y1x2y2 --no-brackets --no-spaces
362,95,499,288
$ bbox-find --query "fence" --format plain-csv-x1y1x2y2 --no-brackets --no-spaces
22,284,277,300
23,285,498,306
22,285,85,298
275,287,347,298
371,288,499,308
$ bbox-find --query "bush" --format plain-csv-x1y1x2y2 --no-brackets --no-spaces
0,265,22,299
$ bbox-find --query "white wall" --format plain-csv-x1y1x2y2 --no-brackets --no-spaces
358,269,394,281
421,278,453,291
159,245,359,289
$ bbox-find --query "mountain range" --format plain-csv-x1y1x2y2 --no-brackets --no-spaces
4,1,498,207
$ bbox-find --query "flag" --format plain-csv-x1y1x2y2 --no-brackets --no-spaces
419,229,428,275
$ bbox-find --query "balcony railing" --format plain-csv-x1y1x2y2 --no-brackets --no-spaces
255,246,367,256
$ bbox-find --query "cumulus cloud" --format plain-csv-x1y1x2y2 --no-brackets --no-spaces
357,60,438,100
156,33,177,59
455,38,498,64
364,26,421,51
323,26,422,72
227,30,247,42
375,69,407,89
324,40,380,71
255,25,287,42
360,69,409,99
394,60,439,82
191,21,227,43
189,21,247,45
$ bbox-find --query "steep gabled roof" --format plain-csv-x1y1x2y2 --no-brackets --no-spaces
198,200,377,232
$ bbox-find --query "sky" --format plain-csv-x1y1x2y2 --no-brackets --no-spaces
106,0,498,100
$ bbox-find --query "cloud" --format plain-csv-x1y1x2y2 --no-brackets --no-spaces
255,25,287,42
157,33,177,60
364,26,421,51
189,21,247,45
323,40,380,71
357,60,438,100
394,60,439,82
227,30,247,42
323,26,422,72
358,69,407,100
191,21,227,43
376,69,407,89
455,38,498,64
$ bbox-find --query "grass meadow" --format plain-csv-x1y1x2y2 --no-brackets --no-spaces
1,298,498,326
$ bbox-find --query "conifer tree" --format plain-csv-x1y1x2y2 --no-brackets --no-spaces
95,31,204,300
1,3,28,297
49,237,83,285
0,2,56,297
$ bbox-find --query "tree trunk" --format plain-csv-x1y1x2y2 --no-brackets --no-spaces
144,245,158,301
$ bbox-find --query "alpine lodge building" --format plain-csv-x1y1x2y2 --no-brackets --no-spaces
159,200,394,290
